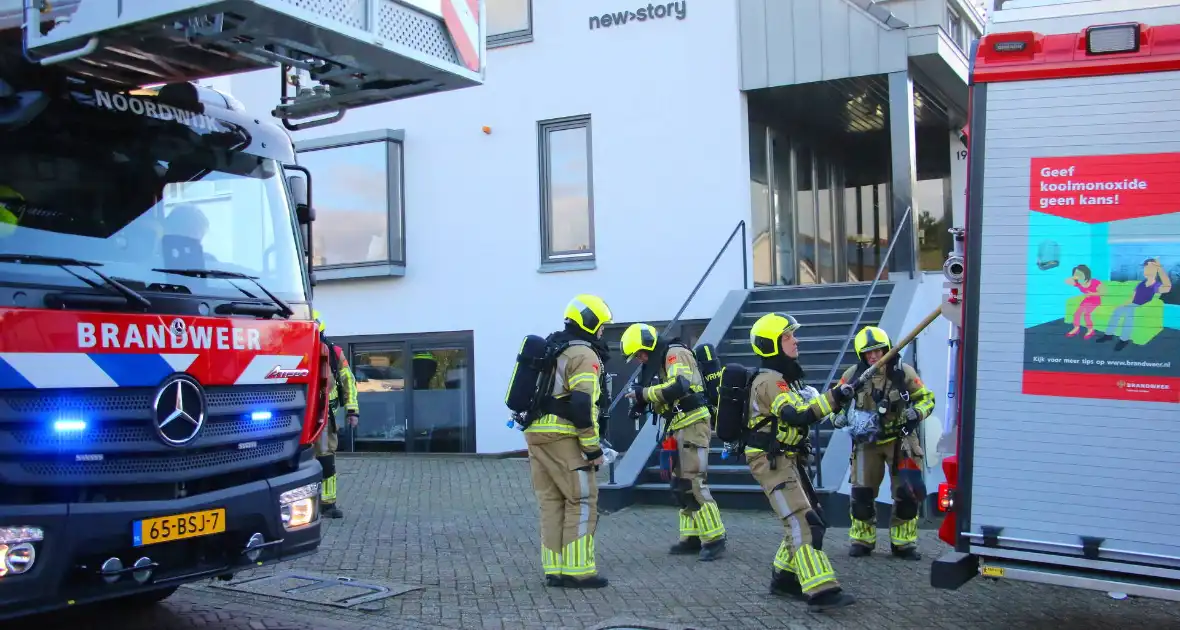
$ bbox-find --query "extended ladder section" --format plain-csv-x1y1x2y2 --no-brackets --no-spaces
0,0,484,128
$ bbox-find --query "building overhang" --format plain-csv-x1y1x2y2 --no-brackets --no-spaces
907,26,970,125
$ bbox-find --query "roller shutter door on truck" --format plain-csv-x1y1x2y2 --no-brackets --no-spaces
970,70,1180,577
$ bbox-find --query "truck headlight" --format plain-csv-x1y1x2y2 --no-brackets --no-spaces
279,482,319,530
0,526,42,578
0,543,36,576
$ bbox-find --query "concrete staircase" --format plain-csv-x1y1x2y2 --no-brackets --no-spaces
623,282,894,511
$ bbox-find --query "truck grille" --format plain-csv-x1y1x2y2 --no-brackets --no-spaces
0,385,307,487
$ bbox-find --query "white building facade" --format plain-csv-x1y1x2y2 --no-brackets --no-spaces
228,0,983,456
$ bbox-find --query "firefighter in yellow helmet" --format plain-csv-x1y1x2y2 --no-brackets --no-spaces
746,312,856,611
621,322,727,561
0,184,23,239
836,325,934,560
525,294,613,589
312,309,359,519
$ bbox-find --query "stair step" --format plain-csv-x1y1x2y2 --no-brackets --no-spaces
748,283,894,301
635,482,765,493
746,295,891,311
735,308,886,326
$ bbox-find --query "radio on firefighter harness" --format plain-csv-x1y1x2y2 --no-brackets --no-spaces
1,0,485,129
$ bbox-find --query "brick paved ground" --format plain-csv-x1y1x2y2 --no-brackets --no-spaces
18,456,1180,629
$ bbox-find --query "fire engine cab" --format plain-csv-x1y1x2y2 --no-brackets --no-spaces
0,0,483,619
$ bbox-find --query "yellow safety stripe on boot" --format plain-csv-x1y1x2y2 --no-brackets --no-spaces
541,546,563,576
694,502,726,542
849,518,876,545
792,545,837,593
561,534,597,577
890,519,919,546
321,475,337,502
773,539,794,572
678,512,700,538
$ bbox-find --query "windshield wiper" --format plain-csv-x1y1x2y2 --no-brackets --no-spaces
0,254,153,309
152,267,294,319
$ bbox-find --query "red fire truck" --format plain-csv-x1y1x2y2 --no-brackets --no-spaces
0,0,483,619
934,0,1180,601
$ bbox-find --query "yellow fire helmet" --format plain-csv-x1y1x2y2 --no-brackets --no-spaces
853,326,891,360
620,323,658,361
750,311,801,358
0,184,23,239
564,294,613,335
312,309,325,333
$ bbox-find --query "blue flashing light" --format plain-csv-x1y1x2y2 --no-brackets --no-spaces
250,411,273,421
54,420,87,432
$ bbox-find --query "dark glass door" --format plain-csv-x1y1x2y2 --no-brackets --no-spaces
350,343,409,452
406,343,472,453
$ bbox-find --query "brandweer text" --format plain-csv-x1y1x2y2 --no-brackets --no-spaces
589,1,687,30
78,322,263,351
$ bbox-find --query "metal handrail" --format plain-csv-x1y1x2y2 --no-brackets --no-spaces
606,220,748,484
813,205,913,488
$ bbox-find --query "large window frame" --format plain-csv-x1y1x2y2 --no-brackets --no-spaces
538,115,596,272
294,129,406,282
487,0,533,48
335,330,477,454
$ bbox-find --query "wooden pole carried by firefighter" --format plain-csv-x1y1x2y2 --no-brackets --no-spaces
847,306,944,391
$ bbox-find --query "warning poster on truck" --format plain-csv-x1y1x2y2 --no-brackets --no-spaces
1023,152,1179,403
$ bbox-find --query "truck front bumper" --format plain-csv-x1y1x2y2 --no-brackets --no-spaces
0,458,322,620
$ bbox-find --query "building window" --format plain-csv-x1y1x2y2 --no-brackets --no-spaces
946,4,965,51
488,0,532,47
538,115,595,270
294,130,405,281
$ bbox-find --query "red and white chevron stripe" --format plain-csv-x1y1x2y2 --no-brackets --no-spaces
442,0,481,72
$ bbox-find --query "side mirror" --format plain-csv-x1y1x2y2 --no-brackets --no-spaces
288,175,315,223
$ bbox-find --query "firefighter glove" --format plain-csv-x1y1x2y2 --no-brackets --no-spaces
346,412,360,427
832,383,855,403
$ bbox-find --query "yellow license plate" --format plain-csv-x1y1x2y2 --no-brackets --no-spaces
982,565,1005,578
133,508,225,547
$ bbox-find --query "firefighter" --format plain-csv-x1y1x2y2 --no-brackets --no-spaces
746,312,856,612
838,326,935,560
524,294,613,589
621,322,727,561
313,310,359,520
0,184,22,238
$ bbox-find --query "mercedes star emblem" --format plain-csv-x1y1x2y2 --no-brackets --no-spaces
152,374,207,446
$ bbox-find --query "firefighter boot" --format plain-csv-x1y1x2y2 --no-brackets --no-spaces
322,504,344,519
699,537,726,562
849,543,872,558
769,569,804,600
545,575,563,587
669,536,702,555
562,575,609,589
807,587,856,612
891,545,922,561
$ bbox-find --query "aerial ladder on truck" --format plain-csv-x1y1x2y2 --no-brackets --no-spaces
3,0,484,129
0,0,483,621
932,0,1180,604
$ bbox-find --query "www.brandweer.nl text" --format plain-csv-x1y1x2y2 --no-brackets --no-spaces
589,2,687,30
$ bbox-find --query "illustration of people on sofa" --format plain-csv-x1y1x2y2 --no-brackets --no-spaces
1064,264,1104,339
1094,258,1174,351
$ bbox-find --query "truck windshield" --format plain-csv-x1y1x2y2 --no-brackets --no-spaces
0,78,307,305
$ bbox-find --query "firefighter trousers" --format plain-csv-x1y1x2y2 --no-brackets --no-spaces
671,420,726,543
315,410,340,506
748,451,839,597
848,434,924,551
528,436,600,579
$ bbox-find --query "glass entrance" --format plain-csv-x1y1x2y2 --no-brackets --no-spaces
407,344,472,453
346,334,474,453
351,344,409,451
